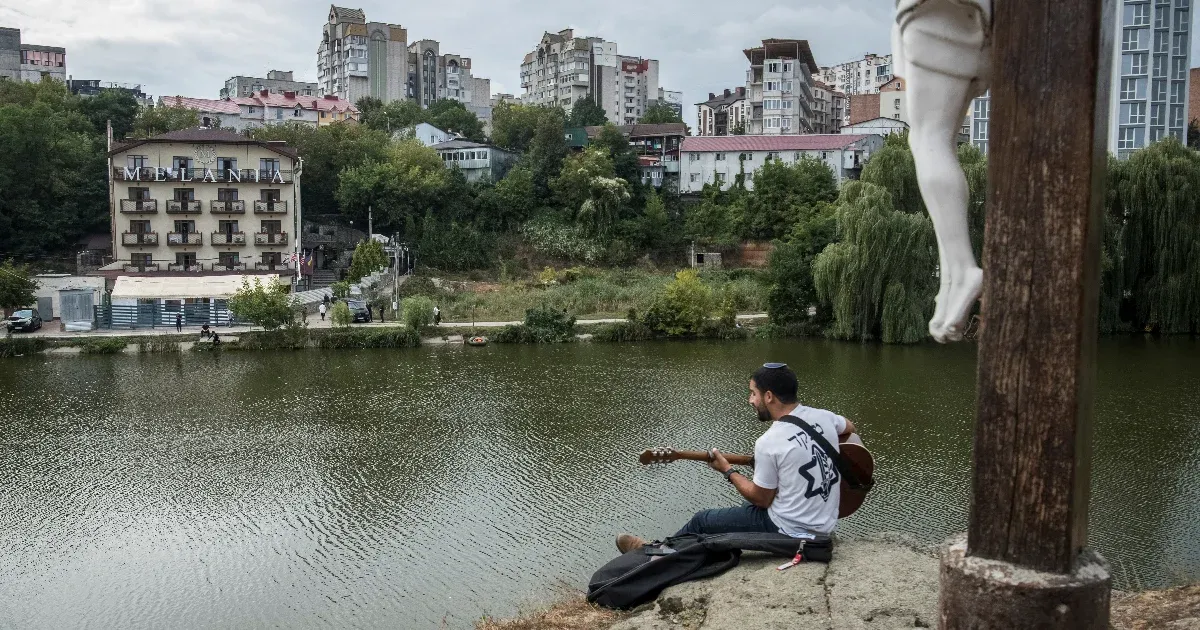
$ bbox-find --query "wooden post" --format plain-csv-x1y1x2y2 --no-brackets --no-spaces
939,0,1115,627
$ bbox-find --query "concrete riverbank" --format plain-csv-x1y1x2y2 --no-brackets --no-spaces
481,535,1200,630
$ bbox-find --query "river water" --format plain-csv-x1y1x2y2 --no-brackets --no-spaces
1,338,1197,629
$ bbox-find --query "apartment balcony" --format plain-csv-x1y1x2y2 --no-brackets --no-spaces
210,232,247,246
123,263,160,272
254,200,289,214
167,264,203,272
166,200,202,214
255,232,288,246
255,261,295,272
120,199,158,214
167,232,202,246
121,232,159,246
210,200,246,214
212,263,247,272
664,160,681,174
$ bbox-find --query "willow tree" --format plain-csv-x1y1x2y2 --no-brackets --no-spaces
1111,137,1200,333
813,182,938,343
811,133,987,343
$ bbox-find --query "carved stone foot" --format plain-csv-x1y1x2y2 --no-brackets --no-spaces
929,265,983,343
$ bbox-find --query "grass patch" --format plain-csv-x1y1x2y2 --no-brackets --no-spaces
137,338,181,354
78,338,128,354
315,327,421,350
236,328,311,351
0,337,47,358
590,321,654,343
476,596,624,630
436,268,768,323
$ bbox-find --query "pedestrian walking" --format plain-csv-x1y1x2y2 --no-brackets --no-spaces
433,305,441,326
379,304,386,323
319,302,327,321
175,312,182,332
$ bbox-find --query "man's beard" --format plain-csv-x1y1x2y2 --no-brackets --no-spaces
754,402,772,423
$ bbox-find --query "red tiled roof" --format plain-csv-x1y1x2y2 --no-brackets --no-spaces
680,135,870,152
161,95,240,114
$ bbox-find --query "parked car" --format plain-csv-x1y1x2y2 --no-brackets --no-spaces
6,309,42,332
346,300,373,323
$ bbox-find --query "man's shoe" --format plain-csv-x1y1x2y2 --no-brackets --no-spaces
616,534,648,554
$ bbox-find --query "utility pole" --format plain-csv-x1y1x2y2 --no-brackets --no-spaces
938,0,1113,626
368,205,373,239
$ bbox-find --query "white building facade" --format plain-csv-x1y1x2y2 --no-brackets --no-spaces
696,88,750,136
744,39,818,135
679,134,884,192
817,53,894,96
317,6,410,104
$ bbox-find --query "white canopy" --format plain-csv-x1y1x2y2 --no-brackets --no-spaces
111,275,281,300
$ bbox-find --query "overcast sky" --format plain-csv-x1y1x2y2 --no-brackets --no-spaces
4,1,1197,126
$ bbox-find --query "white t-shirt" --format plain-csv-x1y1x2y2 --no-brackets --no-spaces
753,405,848,537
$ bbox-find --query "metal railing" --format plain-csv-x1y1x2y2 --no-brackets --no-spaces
167,232,203,246
95,302,235,329
167,263,203,272
254,261,295,271
212,263,247,272
254,232,288,245
254,200,289,214
122,263,160,272
119,199,158,213
210,200,246,214
166,200,202,214
210,232,247,246
121,232,159,246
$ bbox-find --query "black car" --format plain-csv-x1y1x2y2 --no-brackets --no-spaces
6,309,42,332
346,300,373,323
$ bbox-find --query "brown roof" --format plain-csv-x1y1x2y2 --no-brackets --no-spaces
109,127,299,159
330,6,366,22
680,134,871,153
583,123,688,139
744,39,819,72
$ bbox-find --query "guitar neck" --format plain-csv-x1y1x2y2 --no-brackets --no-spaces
669,450,755,466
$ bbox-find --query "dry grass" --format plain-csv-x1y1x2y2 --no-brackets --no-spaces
474,595,624,630
1111,584,1200,629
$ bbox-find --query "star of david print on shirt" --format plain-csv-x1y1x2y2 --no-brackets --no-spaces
798,443,840,501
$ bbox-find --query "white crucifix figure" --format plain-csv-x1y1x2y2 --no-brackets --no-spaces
894,0,991,343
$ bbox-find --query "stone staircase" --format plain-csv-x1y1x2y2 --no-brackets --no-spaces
310,270,337,289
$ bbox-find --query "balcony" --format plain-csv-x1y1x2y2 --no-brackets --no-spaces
254,200,289,214
166,200,202,214
210,232,247,246
123,263,160,272
255,232,288,246
255,261,295,272
120,199,158,214
167,232,202,246
212,263,247,272
167,264,203,272
210,200,246,214
121,232,159,246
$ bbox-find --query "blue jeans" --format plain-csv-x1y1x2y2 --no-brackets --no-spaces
675,502,780,537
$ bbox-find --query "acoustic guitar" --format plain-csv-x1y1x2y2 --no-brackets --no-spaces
638,434,875,519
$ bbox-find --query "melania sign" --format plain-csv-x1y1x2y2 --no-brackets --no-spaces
118,168,288,184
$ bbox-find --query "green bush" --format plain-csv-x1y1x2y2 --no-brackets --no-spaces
331,302,353,328
228,278,296,331
492,304,577,344
754,321,823,339
316,328,420,349
698,319,751,340
236,326,310,351
347,238,389,283
137,338,180,354
402,296,435,329
590,321,654,342
397,275,442,300
79,338,128,354
0,337,47,358
331,281,351,300
640,269,713,337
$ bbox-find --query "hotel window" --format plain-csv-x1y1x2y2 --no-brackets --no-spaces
260,220,283,234
217,220,239,235
261,189,281,203
172,156,192,172
129,187,150,200
129,220,151,234
218,252,240,267
131,253,153,267
173,220,197,234
127,155,148,169
174,189,195,201
175,253,197,267
217,157,236,172
260,158,280,177
217,188,239,201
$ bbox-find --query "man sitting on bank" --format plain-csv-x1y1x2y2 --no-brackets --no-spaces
617,363,857,553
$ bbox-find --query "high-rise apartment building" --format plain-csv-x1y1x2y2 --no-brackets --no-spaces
1110,0,1191,158
744,39,818,135
0,27,66,84
317,7,409,104
817,53,893,97
696,88,750,136
222,70,317,100
519,29,669,125
406,39,491,114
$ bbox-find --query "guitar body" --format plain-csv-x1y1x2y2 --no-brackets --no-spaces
639,436,876,519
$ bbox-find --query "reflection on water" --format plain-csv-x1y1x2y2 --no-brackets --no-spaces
0,337,1196,628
